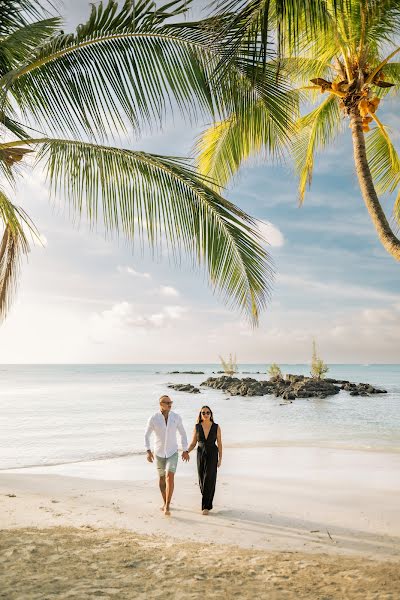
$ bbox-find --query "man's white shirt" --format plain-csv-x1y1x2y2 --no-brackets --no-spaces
144,411,188,458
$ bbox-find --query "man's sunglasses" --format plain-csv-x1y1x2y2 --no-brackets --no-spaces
161,401,173,405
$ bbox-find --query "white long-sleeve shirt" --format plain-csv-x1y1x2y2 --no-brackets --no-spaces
144,411,188,458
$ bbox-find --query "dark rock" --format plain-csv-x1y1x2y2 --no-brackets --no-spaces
167,383,200,394
167,370,205,374
200,374,387,400
285,374,305,383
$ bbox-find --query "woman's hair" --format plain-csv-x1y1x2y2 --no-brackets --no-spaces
197,405,214,423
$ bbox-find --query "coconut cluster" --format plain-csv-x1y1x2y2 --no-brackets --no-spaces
310,67,394,132
358,95,380,132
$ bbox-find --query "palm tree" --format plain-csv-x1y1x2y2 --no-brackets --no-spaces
0,0,294,325
196,0,400,261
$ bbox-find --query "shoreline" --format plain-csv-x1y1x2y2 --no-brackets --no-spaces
2,439,400,473
2,445,400,560
2,445,400,598
2,471,400,560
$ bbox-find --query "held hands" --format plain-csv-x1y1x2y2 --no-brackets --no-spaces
217,459,222,468
146,450,154,463
182,451,190,462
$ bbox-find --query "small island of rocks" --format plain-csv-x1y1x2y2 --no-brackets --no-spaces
167,370,205,375
200,374,387,400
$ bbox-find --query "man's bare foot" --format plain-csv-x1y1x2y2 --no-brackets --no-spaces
202,509,209,515
164,506,171,516
160,505,165,511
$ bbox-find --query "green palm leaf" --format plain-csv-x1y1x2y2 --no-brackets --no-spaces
0,17,61,74
292,93,343,203
196,94,293,188
0,189,38,320
11,137,273,324
0,1,52,36
365,124,400,224
1,0,222,139
1,0,296,144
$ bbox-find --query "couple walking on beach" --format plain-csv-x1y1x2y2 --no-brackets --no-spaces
144,394,222,516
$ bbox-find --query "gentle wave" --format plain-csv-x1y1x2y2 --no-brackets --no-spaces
0,450,146,471
2,440,400,473
1,364,400,470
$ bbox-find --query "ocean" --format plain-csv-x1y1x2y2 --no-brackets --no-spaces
1,364,399,474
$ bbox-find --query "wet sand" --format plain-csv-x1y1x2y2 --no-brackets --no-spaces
1,448,400,598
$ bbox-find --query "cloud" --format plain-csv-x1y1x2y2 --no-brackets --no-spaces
257,220,285,247
117,265,151,279
89,301,188,341
159,285,179,297
276,273,399,303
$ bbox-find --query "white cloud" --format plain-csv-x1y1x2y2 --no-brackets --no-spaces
163,305,187,319
159,285,179,297
257,220,285,247
277,273,399,303
89,301,188,342
117,265,151,279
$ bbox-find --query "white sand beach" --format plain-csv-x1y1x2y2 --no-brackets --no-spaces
1,447,400,598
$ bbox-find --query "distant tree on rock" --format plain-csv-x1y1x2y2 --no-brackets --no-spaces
311,340,329,380
268,363,282,379
219,353,238,376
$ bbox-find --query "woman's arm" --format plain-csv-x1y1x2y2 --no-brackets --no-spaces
217,425,223,467
187,427,198,453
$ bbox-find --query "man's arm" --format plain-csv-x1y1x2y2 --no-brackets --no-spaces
177,417,190,462
144,416,154,462
177,417,188,451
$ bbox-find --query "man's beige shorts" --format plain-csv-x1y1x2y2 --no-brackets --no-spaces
156,452,178,476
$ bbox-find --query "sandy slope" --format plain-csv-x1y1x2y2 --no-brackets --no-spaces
1,527,399,600
1,451,400,599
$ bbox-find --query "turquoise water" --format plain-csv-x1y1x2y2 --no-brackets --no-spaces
0,364,399,470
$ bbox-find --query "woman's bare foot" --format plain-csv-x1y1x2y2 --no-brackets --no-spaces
202,509,209,515
164,505,171,516
160,505,165,512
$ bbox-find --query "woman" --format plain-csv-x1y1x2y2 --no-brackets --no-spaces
187,405,222,515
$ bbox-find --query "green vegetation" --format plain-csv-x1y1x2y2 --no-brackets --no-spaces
268,363,282,379
310,340,329,380
0,0,277,324
196,0,400,262
219,353,238,376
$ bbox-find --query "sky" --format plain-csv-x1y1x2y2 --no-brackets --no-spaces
0,0,399,364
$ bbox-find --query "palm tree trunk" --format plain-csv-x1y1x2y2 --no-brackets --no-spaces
350,109,400,261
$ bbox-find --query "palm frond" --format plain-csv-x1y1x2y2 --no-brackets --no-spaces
1,0,222,139
292,93,343,203
0,189,36,320
1,0,297,143
210,0,333,64
0,18,61,75
0,1,53,36
3,0,265,141
196,91,295,187
17,137,274,324
361,0,400,48
365,123,400,224
381,62,400,89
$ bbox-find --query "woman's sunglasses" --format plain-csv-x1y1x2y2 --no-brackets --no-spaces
201,411,211,415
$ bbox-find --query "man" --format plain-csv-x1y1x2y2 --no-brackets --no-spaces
144,394,189,516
